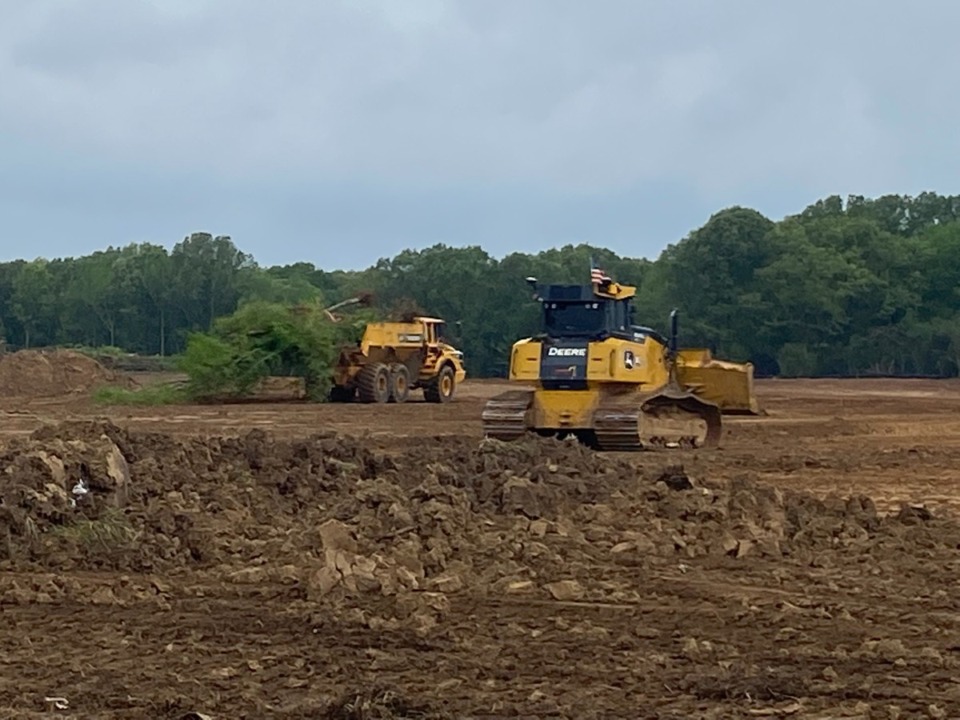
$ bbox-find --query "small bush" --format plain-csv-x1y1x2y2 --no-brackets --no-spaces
177,332,269,400
176,300,374,401
51,508,139,549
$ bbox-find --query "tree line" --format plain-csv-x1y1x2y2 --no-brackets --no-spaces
3,191,960,378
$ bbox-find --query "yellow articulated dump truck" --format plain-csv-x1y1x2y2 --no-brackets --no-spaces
481,268,759,450
328,312,467,404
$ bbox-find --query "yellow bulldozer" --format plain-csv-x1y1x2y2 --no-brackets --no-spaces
324,297,467,404
481,270,760,450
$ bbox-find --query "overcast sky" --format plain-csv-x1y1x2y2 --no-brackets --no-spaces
0,0,955,270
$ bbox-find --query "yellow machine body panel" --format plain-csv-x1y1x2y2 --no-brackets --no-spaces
509,335,671,387
359,321,430,353
532,390,597,429
676,348,760,415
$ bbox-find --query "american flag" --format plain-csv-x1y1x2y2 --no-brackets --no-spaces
591,263,611,284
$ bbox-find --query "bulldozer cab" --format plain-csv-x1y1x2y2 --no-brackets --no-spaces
543,296,613,337
530,280,670,347
532,284,617,336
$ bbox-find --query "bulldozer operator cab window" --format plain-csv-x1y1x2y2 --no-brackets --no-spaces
544,301,605,336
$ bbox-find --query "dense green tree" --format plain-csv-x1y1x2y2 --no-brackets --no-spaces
655,207,776,359
169,233,255,336
11,260,57,348
62,250,124,347
114,243,176,355
4,192,960,380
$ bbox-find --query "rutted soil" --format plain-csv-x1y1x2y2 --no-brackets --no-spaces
2,409,960,718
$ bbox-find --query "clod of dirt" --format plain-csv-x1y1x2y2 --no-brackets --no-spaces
0,349,136,398
545,580,585,601
656,465,694,491
897,504,933,524
0,431,131,544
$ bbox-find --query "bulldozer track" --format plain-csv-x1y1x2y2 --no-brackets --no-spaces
481,388,722,451
592,405,646,451
480,390,533,441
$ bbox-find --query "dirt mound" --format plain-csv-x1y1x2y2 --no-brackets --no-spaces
0,422,956,572
2,421,959,617
0,349,136,397
5,421,960,716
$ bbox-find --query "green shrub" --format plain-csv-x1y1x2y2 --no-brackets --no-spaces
177,332,269,400
176,300,372,401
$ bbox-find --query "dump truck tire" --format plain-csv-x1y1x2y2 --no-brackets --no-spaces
357,363,390,403
424,364,456,403
388,363,410,403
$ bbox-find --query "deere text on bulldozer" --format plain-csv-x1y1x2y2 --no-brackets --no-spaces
328,304,466,404
481,268,760,450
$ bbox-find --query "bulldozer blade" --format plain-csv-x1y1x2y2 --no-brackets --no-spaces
676,349,761,415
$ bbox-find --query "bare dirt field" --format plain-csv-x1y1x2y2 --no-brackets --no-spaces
2,374,960,718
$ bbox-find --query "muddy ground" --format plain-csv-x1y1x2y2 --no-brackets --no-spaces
1,376,960,718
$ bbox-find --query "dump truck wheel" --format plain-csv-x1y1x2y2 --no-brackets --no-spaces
424,364,456,403
388,364,410,403
357,363,390,403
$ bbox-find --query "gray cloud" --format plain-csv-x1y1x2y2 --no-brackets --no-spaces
0,0,957,268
